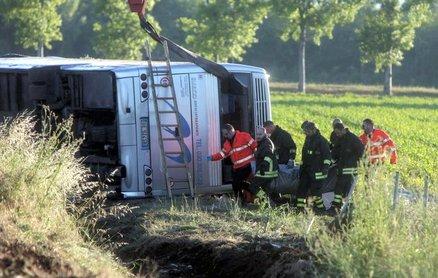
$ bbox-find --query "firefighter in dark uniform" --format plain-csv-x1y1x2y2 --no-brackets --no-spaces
247,127,279,204
329,118,343,150
263,121,297,168
330,122,364,210
296,121,331,213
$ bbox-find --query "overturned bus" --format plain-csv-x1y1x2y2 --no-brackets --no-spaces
0,56,271,198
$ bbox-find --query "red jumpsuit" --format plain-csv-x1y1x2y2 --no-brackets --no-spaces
359,129,397,164
211,131,257,197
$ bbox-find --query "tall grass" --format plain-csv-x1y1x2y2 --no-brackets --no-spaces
0,111,128,277
313,167,438,277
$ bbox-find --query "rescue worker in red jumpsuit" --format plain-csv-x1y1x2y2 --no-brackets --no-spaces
208,124,257,199
359,119,397,165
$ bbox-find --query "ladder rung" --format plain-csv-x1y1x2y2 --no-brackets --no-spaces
161,124,178,127
156,97,174,100
153,70,170,74
154,84,173,88
165,151,183,155
162,138,179,141
170,179,189,183
167,165,187,168
158,110,176,114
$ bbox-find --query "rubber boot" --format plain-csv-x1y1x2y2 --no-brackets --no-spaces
242,189,255,204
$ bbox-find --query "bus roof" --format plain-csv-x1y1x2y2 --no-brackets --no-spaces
0,56,266,74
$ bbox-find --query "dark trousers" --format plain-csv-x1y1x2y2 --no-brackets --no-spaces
332,174,357,208
232,164,252,198
249,176,276,196
335,175,356,198
296,169,324,208
296,170,324,198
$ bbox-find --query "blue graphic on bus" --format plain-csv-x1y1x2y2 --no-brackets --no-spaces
163,100,192,163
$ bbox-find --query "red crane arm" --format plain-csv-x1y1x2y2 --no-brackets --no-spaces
127,0,148,16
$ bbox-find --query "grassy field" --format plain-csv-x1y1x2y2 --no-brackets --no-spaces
270,90,438,190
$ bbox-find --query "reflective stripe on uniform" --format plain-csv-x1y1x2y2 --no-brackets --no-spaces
324,159,331,165
234,154,254,165
297,198,306,207
257,157,277,178
219,151,226,158
334,194,342,204
342,167,358,175
230,145,246,154
371,138,389,147
229,140,255,155
369,154,386,159
314,196,324,208
264,157,274,171
255,171,278,178
315,172,327,180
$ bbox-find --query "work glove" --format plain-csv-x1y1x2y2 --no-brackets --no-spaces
206,156,212,161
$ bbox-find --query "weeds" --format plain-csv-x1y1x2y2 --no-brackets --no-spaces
0,110,128,277
313,167,438,277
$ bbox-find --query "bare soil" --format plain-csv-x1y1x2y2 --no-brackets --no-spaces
0,232,88,277
126,236,314,278
97,198,316,278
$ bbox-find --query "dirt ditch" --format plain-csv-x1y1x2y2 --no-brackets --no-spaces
121,236,314,277
95,198,316,277
0,236,84,277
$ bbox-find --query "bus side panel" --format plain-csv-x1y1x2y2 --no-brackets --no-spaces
135,69,152,195
190,73,223,193
117,77,139,193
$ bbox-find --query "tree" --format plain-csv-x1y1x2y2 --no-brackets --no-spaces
1,0,65,56
274,0,364,92
357,0,433,95
91,0,160,60
178,0,269,62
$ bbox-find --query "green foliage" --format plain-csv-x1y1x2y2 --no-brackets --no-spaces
357,0,433,71
274,0,364,45
178,0,269,62
1,0,65,52
92,0,160,60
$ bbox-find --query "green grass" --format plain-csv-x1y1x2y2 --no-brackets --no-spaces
270,91,438,190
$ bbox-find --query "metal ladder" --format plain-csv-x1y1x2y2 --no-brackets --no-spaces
145,40,195,200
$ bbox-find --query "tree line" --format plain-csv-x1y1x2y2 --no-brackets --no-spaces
0,0,437,95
